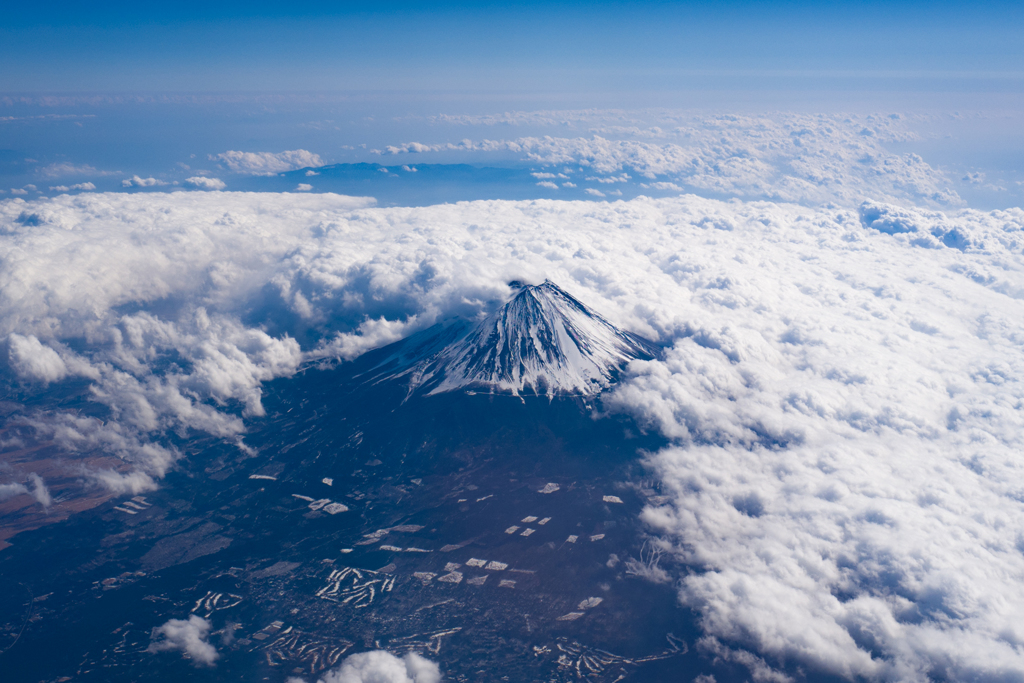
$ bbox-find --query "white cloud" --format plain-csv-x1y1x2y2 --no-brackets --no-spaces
212,149,324,175
296,183,313,192
0,482,29,501
642,181,683,192
10,188,28,195
428,108,652,129
0,113,95,123
49,182,96,192
7,334,98,385
585,188,606,197
147,615,218,666
385,141,435,154
536,181,558,189
22,412,175,493
28,473,51,507
122,176,167,188
381,113,960,207
311,650,440,683
599,202,1024,680
586,173,631,183
3,189,1024,680
697,638,792,683
0,193,366,492
8,333,69,383
185,177,226,190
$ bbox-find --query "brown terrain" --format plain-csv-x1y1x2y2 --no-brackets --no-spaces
0,437,125,551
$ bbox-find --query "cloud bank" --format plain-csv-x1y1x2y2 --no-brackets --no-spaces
382,113,959,207
3,187,1024,679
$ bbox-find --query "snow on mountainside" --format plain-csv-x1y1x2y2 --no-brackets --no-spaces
371,281,659,397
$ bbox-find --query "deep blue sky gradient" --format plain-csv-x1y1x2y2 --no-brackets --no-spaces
3,1,1023,92
2,1,1022,209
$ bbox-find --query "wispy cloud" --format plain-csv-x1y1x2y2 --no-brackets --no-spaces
39,162,118,179
211,149,323,176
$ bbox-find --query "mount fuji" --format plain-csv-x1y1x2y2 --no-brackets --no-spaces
364,281,660,398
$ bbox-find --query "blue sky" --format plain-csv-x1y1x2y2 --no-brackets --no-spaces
2,1,1022,208
3,1,1023,93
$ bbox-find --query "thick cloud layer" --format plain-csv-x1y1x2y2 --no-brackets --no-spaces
147,615,218,666
3,189,1024,679
381,113,960,207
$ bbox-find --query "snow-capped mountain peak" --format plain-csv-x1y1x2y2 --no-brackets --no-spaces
377,281,658,397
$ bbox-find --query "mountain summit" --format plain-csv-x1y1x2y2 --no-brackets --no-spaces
372,281,659,397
